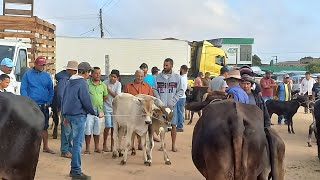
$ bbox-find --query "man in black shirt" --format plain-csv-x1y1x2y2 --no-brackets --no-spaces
312,76,320,100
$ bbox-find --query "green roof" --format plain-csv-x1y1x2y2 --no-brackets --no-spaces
259,66,305,72
222,38,254,45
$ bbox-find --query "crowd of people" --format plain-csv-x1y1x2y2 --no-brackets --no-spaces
1,56,320,179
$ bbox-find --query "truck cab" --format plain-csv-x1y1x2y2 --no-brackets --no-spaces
188,40,227,87
0,39,28,95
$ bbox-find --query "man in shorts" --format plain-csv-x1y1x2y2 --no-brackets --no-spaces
84,67,108,154
103,69,122,152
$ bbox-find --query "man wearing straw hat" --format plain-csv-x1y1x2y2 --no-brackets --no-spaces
224,69,249,104
55,60,78,158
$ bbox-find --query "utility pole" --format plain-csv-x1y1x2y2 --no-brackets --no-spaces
99,8,104,38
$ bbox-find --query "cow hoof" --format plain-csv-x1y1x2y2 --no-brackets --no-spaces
288,131,292,134
120,160,126,165
144,161,152,166
131,151,136,156
187,121,192,125
112,154,117,159
165,161,171,165
158,147,164,151
292,132,295,134
119,152,123,157
308,143,312,147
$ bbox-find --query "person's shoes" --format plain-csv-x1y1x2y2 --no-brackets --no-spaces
69,173,91,180
61,152,72,158
177,128,184,132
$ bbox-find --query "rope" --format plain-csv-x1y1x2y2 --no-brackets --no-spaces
106,114,169,124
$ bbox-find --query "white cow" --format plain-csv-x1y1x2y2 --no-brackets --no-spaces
112,93,156,165
135,94,173,165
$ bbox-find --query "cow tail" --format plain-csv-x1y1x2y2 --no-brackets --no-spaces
265,128,276,180
232,107,245,180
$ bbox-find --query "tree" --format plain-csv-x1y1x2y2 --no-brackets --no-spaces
252,54,262,66
305,62,320,73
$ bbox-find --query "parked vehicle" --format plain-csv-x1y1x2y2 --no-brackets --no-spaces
291,75,305,92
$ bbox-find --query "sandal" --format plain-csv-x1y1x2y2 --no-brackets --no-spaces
43,149,55,154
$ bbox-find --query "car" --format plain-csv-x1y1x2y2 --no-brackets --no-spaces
291,75,305,92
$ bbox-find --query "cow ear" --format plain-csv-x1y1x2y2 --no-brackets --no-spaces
227,93,234,99
133,97,144,104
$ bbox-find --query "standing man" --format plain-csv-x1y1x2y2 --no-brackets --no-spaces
62,62,103,179
224,69,249,104
260,71,277,102
55,60,78,158
21,57,54,154
208,66,229,93
140,63,154,87
312,76,320,100
153,58,184,152
0,74,10,92
276,74,292,124
125,69,154,148
202,72,211,87
85,67,108,154
177,65,188,132
103,69,122,152
194,72,203,87
0,58,17,94
300,71,316,113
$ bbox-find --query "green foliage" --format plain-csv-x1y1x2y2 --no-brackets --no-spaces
252,54,262,66
305,62,320,73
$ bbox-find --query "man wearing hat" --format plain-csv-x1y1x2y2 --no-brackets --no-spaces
225,69,249,104
151,66,160,77
21,56,55,154
140,63,155,87
62,62,103,179
0,58,17,94
239,65,261,95
260,70,277,102
55,60,78,158
240,74,271,127
276,74,292,125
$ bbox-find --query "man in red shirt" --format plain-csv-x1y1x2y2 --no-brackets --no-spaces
260,71,277,102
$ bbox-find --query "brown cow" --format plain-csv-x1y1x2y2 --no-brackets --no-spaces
188,99,285,180
0,92,44,180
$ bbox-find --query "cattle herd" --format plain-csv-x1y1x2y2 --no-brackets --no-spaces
1,89,320,179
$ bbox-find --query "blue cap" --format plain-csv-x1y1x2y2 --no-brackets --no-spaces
1,58,14,68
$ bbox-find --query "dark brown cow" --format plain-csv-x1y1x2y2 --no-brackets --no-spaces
313,100,320,161
0,92,44,180
189,99,285,180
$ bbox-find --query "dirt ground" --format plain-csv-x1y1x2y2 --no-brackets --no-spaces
35,107,320,180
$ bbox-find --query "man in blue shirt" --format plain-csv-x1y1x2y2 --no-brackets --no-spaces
21,56,55,154
225,69,249,104
140,63,154,87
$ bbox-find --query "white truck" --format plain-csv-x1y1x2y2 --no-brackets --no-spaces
56,37,191,85
0,39,29,95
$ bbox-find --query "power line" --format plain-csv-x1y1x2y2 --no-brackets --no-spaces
79,25,100,36
101,0,114,9
43,14,97,20
103,26,113,37
104,0,121,13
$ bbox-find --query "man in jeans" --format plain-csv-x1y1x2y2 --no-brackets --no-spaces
62,62,103,179
177,65,188,132
21,57,54,154
55,61,78,158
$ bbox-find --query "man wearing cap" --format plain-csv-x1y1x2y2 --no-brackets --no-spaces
260,71,277,102
151,66,160,77
239,65,262,95
240,74,271,127
225,69,249,104
0,58,17,94
140,63,155,87
208,66,229,93
55,60,78,158
312,76,320,100
21,56,55,154
62,62,103,179
276,74,292,125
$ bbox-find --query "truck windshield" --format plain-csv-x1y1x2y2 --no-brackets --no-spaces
0,45,15,61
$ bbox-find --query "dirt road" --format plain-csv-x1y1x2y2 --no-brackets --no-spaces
35,107,320,180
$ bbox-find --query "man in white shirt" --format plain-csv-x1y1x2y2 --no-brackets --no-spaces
0,58,17,94
177,65,188,132
300,71,316,113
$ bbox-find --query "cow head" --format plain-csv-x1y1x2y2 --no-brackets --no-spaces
185,94,229,112
292,95,308,108
134,97,154,125
152,106,173,124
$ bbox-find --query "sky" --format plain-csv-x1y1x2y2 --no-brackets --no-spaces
1,0,320,64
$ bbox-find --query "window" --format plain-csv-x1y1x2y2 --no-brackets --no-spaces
0,45,15,61
240,45,252,62
14,49,28,81
215,55,225,66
